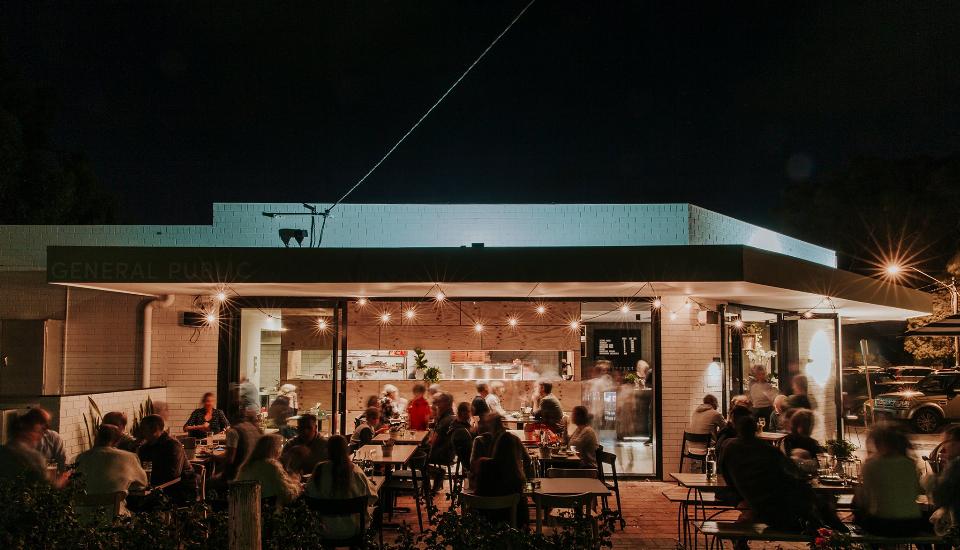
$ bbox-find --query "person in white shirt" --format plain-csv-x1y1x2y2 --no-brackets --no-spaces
485,381,508,416
74,425,148,516
748,365,776,427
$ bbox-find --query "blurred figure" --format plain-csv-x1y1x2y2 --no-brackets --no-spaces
356,395,379,428
782,409,822,463
0,408,68,486
533,381,563,434
427,392,456,491
924,425,960,536
854,423,928,536
380,384,402,420
450,402,475,467
687,394,725,437
137,414,196,502
307,435,379,539
238,376,260,415
350,407,383,451
473,431,529,526
637,360,653,389
406,383,431,430
183,392,230,438
584,361,614,431
219,406,262,483
749,366,776,427
471,383,491,418
716,405,754,457
280,413,328,476
102,411,139,453
569,405,599,469
237,434,301,506
486,381,508,416
768,394,789,432
277,384,299,411
786,375,815,410
74,425,147,515
31,408,66,472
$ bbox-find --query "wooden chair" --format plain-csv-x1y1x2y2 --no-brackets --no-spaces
385,451,429,530
596,446,626,530
534,492,593,535
460,493,522,529
679,432,712,473
305,495,369,549
77,490,127,521
546,468,598,479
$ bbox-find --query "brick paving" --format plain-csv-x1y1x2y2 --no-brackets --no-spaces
384,480,808,549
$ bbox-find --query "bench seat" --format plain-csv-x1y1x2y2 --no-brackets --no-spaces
697,521,943,545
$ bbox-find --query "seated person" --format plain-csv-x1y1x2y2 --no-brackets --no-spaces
485,381,508,417
405,383,431,431
280,413,329,476
74,425,148,515
470,413,506,471
0,408,68,486
449,402,475,467
183,392,230,439
101,411,140,453
427,393,456,491
854,423,928,536
267,395,295,437
355,396,380,428
30,408,67,472
137,414,197,502
719,413,842,532
532,381,564,434
471,383,491,418
781,408,822,466
924,425,960,535
568,405,599,469
236,434,302,506
350,407,383,452
768,394,789,433
306,435,379,539
687,394,725,439
380,384,405,422
473,431,529,526
715,405,753,459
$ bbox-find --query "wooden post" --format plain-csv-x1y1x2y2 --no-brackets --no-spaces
229,480,261,550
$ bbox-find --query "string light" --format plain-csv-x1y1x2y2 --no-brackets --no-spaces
803,311,814,319
652,298,662,309
435,291,446,302
507,317,519,327
535,304,547,315
474,322,484,333
214,291,227,302
317,318,329,331
732,319,744,329
569,320,580,330
379,312,392,324
405,308,416,320
669,311,678,321
683,299,692,310
619,303,631,313
205,312,217,325
356,297,368,307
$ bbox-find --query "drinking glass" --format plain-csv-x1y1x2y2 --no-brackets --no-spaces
142,461,153,477
758,418,766,432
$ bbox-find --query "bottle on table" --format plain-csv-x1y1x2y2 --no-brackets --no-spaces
705,447,717,481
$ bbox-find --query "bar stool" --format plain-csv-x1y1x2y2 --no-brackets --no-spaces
595,446,626,530
679,432,712,473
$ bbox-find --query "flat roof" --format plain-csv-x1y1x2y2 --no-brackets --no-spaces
47,244,929,320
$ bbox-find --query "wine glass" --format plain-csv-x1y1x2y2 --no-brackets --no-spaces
758,418,766,432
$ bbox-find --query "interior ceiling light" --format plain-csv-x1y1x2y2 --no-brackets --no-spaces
405,309,416,319
507,317,519,327
317,319,328,331
379,312,391,323
356,297,368,306
474,322,484,332
569,320,580,330
205,313,217,324
535,304,547,315
652,298,662,309
435,291,446,302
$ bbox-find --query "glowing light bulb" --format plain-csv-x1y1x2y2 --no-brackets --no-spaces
535,305,547,315
317,319,328,331
405,309,416,320
380,312,391,323
507,317,519,327
733,319,744,329
652,298,662,309
214,291,227,302
884,264,903,276
669,311,678,321
569,320,580,330
619,304,631,313
205,313,217,324
357,297,368,307
474,323,484,333
803,311,814,319
435,291,446,302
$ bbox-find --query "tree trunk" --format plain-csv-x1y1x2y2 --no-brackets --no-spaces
229,480,261,550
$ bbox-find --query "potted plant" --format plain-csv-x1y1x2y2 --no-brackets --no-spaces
623,372,640,389
825,438,856,461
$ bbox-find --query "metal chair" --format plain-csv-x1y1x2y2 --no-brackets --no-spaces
77,490,127,520
534,492,594,536
305,495,369,549
385,451,429,530
596,446,626,530
679,432,712,473
460,493,522,529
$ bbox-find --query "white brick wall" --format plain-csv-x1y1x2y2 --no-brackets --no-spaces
0,203,835,270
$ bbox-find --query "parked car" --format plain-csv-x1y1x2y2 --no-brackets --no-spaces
841,371,910,421
872,370,960,433
885,366,936,384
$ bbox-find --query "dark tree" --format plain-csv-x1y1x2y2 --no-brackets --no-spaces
0,46,117,224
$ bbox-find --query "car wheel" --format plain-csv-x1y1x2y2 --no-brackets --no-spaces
911,409,942,434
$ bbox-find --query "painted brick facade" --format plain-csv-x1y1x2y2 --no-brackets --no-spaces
63,288,143,393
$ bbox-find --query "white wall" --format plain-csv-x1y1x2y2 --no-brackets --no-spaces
239,309,281,391
798,318,839,443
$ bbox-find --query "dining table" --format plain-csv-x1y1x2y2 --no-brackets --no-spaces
373,430,429,445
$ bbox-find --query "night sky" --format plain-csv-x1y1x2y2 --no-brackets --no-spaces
3,2,959,227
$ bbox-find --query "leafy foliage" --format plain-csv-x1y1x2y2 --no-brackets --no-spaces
82,396,103,451
904,288,957,366
422,366,441,384
130,396,155,440
824,439,857,461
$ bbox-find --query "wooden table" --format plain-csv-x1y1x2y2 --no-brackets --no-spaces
373,430,429,445
534,477,610,497
509,429,535,444
758,432,788,445
354,444,418,467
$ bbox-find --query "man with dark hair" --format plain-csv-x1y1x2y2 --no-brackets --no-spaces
102,411,139,453
0,408,66,486
350,407,381,451
281,413,328,475
137,414,196,502
427,392,456,491
471,383,490,418
75,425,147,513
449,402,475,467
533,381,563,433
687,394,725,438
719,413,841,532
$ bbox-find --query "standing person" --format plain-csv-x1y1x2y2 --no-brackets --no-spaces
427,392,456,491
748,366,776,428
786,375,815,410
183,392,230,438
350,407,383,451
30,408,66,472
585,362,614,430
406,383,431,430
472,383,491,418
853,424,928,536
687,394,726,438
280,413,328,476
306,435,379,539
219,407,262,483
236,434,302,506
237,376,260,415
473,431,529,526
486,381,508,416
533,381,564,434
74,425,148,515
568,406,599,469
137,414,196,501
102,411,139,453
0,409,68,486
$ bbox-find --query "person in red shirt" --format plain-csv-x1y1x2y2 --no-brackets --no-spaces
406,383,431,430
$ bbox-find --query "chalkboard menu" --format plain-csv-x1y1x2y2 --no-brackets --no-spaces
593,328,642,371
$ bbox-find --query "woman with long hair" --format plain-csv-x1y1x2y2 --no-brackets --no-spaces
569,405,599,469
306,435,378,539
474,431,528,525
236,434,301,505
